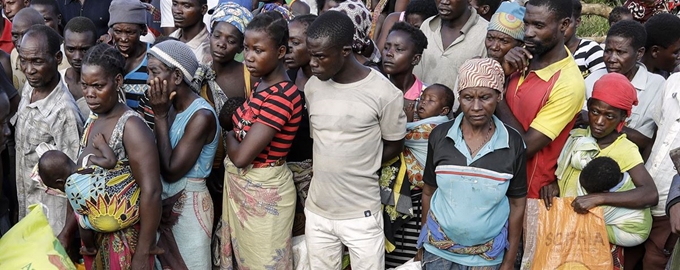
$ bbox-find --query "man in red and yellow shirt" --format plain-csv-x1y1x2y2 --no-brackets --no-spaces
497,0,585,202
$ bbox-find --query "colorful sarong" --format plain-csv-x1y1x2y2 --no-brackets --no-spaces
162,178,214,270
221,158,296,269
417,211,508,261
83,224,153,270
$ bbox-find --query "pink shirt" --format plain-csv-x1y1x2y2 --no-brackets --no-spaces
404,76,425,100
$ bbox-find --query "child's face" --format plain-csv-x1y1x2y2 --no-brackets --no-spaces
417,86,449,119
382,30,418,75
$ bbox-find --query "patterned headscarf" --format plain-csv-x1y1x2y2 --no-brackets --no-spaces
591,73,639,132
457,58,505,95
488,2,526,40
330,0,380,62
208,2,254,34
261,3,294,21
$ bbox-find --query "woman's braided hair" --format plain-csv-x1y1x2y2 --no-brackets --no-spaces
82,43,126,78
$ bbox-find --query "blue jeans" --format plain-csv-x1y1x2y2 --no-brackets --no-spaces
422,250,501,270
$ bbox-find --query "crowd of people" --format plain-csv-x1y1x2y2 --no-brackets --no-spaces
1,0,680,269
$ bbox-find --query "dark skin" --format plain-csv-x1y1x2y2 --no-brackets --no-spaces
577,35,654,159
172,0,208,43
497,4,570,205
63,30,97,101
111,23,148,72
566,100,658,213
285,20,312,91
485,30,521,63
374,9,425,45
382,30,422,122
437,0,472,49
74,64,163,269
563,13,581,55
2,0,28,22
30,4,61,33
307,36,404,162
147,57,217,183
420,88,524,270
641,39,680,76
469,0,492,21
0,51,12,86
18,34,62,104
210,22,250,99
225,29,288,168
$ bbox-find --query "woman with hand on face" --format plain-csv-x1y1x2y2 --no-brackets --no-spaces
221,11,302,269
418,58,526,270
147,40,219,270
552,73,658,266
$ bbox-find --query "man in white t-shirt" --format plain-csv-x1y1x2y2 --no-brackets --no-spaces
304,10,407,270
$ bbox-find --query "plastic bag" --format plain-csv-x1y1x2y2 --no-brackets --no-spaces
388,258,422,270
0,204,76,269
521,198,613,270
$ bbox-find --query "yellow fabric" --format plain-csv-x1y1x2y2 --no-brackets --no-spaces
0,204,76,269
559,130,643,197
221,158,296,268
381,153,407,253
244,65,252,97
526,47,586,140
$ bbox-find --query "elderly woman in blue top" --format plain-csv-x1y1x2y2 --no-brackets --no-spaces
147,40,219,270
417,58,527,270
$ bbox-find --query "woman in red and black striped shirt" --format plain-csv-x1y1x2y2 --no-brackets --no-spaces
221,11,302,269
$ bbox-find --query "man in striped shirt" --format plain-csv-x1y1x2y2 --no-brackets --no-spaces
563,0,605,78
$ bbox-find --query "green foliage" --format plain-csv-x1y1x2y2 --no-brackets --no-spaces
578,15,610,37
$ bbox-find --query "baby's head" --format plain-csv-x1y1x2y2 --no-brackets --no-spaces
219,97,246,131
580,156,622,194
417,84,454,119
38,150,77,192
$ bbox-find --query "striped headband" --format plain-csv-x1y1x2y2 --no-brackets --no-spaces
457,58,505,96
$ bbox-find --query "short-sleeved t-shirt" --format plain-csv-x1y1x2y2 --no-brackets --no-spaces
574,39,605,78
304,69,407,220
232,81,302,165
505,47,585,198
423,115,527,266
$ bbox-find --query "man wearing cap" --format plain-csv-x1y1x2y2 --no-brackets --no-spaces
418,58,526,269
109,0,155,127
147,39,218,270
169,0,212,64
485,2,525,63
496,0,585,203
